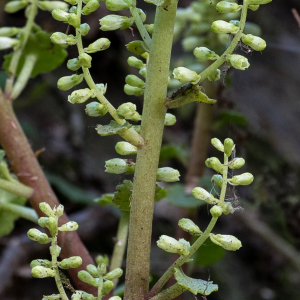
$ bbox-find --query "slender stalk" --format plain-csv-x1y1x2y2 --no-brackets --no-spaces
124,1,178,299
98,275,103,300
150,283,187,300
0,178,34,198
218,154,228,207
0,202,38,223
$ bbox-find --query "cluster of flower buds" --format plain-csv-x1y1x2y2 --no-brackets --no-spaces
116,102,141,121
157,235,190,256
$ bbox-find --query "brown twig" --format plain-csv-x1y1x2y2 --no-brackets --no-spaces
292,8,300,28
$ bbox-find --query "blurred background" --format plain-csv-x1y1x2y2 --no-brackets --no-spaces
0,0,300,299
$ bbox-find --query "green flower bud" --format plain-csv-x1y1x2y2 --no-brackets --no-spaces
98,262,107,275
64,0,77,5
78,270,98,287
139,66,147,78
157,235,189,255
228,157,245,169
104,268,123,280
248,4,259,11
0,27,21,37
193,47,219,61
211,20,239,34
30,259,52,268
39,202,54,216
116,102,140,120
71,291,94,300
178,218,202,236
105,158,135,175
38,1,69,12
82,0,100,15
210,205,223,217
78,53,92,68
156,167,180,182
211,174,223,187
100,15,134,31
229,172,254,186
125,75,145,88
102,280,114,295
221,202,234,215
47,216,58,236
52,8,69,21
67,58,81,71
79,23,90,36
57,74,84,91
84,38,111,53
69,5,77,13
209,233,242,251
95,254,109,266
71,291,83,300
249,0,271,4
127,56,144,68
5,0,28,13
241,34,266,51
85,102,107,117
124,84,144,96
115,142,137,155
133,125,141,134
55,204,64,217
86,264,98,277
211,138,224,152
216,1,241,13
50,32,76,46
137,8,146,22
208,69,221,82
224,138,234,156
164,113,176,126
108,297,122,300
0,37,20,50
205,157,224,174
144,24,154,34
226,54,250,70
59,256,82,269
105,0,130,11
192,187,218,204
230,20,240,27
50,245,61,256
67,13,81,28
38,217,49,228
68,88,93,104
95,83,107,94
173,67,201,84
31,266,55,278
58,221,79,231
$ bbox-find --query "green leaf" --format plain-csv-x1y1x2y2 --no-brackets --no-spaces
126,40,149,55
155,185,168,201
112,180,132,211
174,268,218,296
96,121,132,136
94,193,114,206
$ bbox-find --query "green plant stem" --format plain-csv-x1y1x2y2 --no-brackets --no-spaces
0,178,34,198
218,154,228,207
98,275,103,300
124,1,178,299
150,283,187,300
110,210,129,286
0,201,38,223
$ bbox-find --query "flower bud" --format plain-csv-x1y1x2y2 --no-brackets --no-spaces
78,53,92,68
208,69,221,82
127,56,144,68
67,13,80,28
50,32,76,46
116,102,140,120
249,4,259,11
59,256,82,269
221,202,234,215
211,20,239,34
105,158,135,174
57,74,84,91
78,270,98,287
173,67,201,84
211,174,223,187
145,24,154,34
137,8,146,22
99,15,134,31
5,0,28,13
84,38,111,53
95,254,109,266
98,262,107,275
67,58,81,71
205,157,224,174
56,204,64,217
156,167,180,182
102,280,114,295
211,138,224,152
69,5,77,13
125,75,145,88
85,102,107,117
241,34,266,51
216,1,241,13
47,216,58,236
58,221,79,231
224,138,234,156
105,268,123,280
52,8,69,21
108,297,122,300
95,83,107,94
178,218,202,236
193,47,219,61
209,233,242,251
124,84,144,96
38,217,49,228
50,245,61,256
192,187,218,204
228,158,245,169
39,202,54,216
157,235,189,255
79,23,90,36
139,66,147,78
38,1,69,12
0,27,21,37
210,205,223,217
86,264,98,277
82,0,100,15
30,259,52,268
64,0,77,4
229,172,254,186
105,0,130,11
249,0,271,4
31,266,55,278
68,88,93,104
0,37,20,50
164,113,176,126
226,54,250,70
115,142,137,155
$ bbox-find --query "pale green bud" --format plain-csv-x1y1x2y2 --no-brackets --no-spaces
50,32,76,46
0,37,20,50
105,158,135,175
157,235,189,255
100,15,134,31
71,291,83,300
67,58,81,71
84,38,111,53
50,245,61,256
69,5,77,13
221,202,234,215
108,297,122,300
82,0,100,15
192,187,218,204
157,167,180,182
178,238,191,255
58,221,79,231
79,23,90,36
64,0,77,5
127,56,144,68
125,75,145,88
211,174,223,187
208,69,221,82
224,138,234,156
115,142,137,155
105,0,130,11
38,1,69,12
178,218,202,236
211,138,224,152
86,264,98,277
210,205,223,217
98,262,107,275
241,34,266,51
67,13,80,28
139,66,147,78
85,102,107,117
230,20,240,27
249,4,259,11
57,74,84,91
102,280,114,295
209,233,242,251
60,256,82,269
205,157,224,174
31,266,55,278
56,204,64,217
78,53,92,68
5,0,28,13
229,172,254,186
249,0,271,4
211,20,239,34
228,157,245,169
137,8,146,22
39,202,54,216
52,8,69,21
78,270,98,287
47,216,58,236
95,254,109,266
164,113,176,126
38,217,49,228
144,24,154,34
68,88,93,104
105,268,123,280
116,102,140,120
173,67,201,84
216,1,241,13
124,84,144,96
71,291,94,300
30,259,52,268
226,54,250,70
193,47,219,61
0,27,21,37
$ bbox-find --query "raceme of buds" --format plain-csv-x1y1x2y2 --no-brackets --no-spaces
5,0,28,13
208,69,221,82
157,235,189,255
205,157,224,174
105,0,131,11
216,1,242,13
229,172,254,186
58,221,79,231
211,138,224,152
105,158,135,175
211,20,239,34
228,158,245,169
67,58,81,71
50,32,76,46
27,229,51,244
57,74,84,91
78,53,92,68
127,56,144,68
173,67,201,84
226,54,250,71
210,205,223,218
59,256,82,269
178,218,202,236
68,88,93,104
85,102,107,117
124,84,144,96
193,47,219,61
99,15,134,31
241,34,266,51
31,266,55,278
115,142,137,155
156,167,180,182
192,187,218,205
52,8,69,22
104,268,123,280
78,270,98,287
211,174,223,187
125,75,145,88
116,102,141,121
209,233,242,251
37,1,69,12
224,138,234,157
67,13,81,28
79,23,90,36
102,280,114,295
86,264,98,277
82,0,100,15
84,38,111,53
249,0,272,4
0,37,20,50
164,113,176,126
39,202,54,216
0,27,21,37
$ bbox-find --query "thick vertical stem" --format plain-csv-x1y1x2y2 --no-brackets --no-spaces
124,1,178,299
